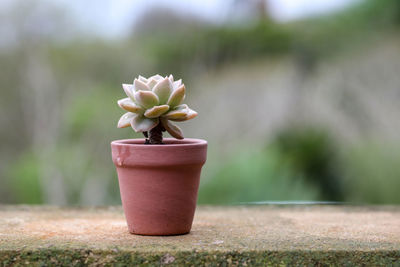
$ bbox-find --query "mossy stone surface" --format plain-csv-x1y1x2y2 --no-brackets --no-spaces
1,205,399,266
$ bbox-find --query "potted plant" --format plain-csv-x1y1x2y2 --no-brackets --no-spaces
111,74,207,236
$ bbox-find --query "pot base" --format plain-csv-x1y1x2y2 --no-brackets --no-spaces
129,231,190,236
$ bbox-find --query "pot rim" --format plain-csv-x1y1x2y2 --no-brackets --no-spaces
111,138,207,148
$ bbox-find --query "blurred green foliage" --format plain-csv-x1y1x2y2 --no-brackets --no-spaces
198,146,319,204
143,22,292,75
8,152,43,204
272,128,343,201
200,130,400,204
342,143,400,204
139,0,400,75
1,0,400,205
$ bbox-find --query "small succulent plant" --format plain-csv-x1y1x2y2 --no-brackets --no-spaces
117,74,197,144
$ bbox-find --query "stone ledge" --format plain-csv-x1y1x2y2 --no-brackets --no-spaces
0,205,399,266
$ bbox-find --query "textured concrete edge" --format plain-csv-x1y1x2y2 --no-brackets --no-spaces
1,250,399,266
1,204,400,211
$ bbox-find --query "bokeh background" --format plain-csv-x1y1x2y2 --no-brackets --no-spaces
1,0,400,205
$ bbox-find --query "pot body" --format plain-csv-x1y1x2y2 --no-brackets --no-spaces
111,138,207,235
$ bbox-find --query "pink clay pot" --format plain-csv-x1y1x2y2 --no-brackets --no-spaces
111,138,207,236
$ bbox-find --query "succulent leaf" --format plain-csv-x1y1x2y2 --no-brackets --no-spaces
161,117,184,139
131,115,159,132
185,107,198,120
163,109,187,121
118,112,135,128
146,78,158,89
173,104,188,110
164,104,198,121
134,90,159,109
150,74,163,81
118,98,144,113
122,84,135,100
168,74,174,83
134,79,150,91
172,79,182,90
118,74,198,139
167,84,185,107
152,77,172,104
144,104,169,118
138,75,148,83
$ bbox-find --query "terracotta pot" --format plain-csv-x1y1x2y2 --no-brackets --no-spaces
111,138,207,236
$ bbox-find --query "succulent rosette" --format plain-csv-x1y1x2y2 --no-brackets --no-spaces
117,74,197,140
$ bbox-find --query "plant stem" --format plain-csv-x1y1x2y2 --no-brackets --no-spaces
148,122,164,144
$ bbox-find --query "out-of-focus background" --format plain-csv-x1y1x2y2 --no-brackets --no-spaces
1,0,400,205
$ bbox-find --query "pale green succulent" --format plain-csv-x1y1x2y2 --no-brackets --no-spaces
117,74,197,141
